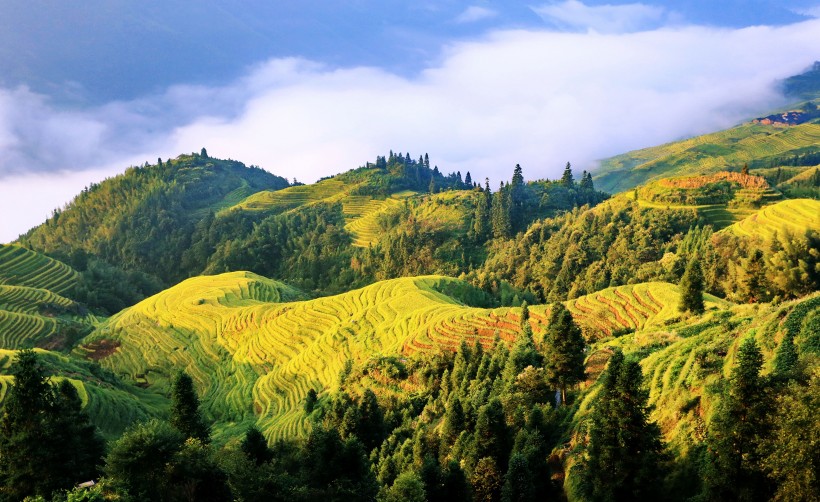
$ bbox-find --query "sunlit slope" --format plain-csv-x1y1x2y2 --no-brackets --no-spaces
78,270,713,440
723,198,820,240
0,244,78,296
0,349,163,438
595,121,820,194
226,177,418,247
623,171,784,229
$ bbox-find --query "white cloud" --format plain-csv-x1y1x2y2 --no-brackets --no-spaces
532,0,667,33
793,4,820,18
3,13,820,242
455,6,498,24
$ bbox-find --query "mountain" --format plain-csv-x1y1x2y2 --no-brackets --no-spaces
0,105,819,498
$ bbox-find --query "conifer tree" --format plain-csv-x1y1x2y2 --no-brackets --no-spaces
581,350,664,501
678,257,705,314
465,171,473,186
0,349,54,499
472,457,502,502
241,426,273,465
560,162,574,187
170,371,210,442
474,188,491,240
501,453,535,502
492,183,511,239
542,303,585,405
703,337,771,500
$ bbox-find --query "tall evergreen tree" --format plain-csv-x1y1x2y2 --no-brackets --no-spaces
581,350,664,501
465,171,473,186
0,349,54,500
169,371,210,442
560,162,574,187
542,303,585,405
501,453,535,502
241,426,273,465
492,183,511,239
678,257,705,314
703,337,772,500
474,188,492,240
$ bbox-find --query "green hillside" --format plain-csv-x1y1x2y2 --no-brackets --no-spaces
594,108,820,194
0,244,78,296
20,153,290,285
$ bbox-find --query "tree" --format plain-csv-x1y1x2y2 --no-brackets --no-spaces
703,337,771,500
492,183,511,239
474,187,492,240
241,426,273,465
304,388,318,414
48,380,106,488
170,371,210,442
0,349,54,500
759,376,819,501
560,162,574,187
501,453,535,502
472,457,502,502
105,419,186,501
384,471,425,502
542,303,585,405
580,350,664,501
678,257,705,314
465,171,473,186
201,148,208,158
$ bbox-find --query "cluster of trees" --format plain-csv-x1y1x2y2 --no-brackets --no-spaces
481,198,697,302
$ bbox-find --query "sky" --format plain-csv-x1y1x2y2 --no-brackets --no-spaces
1,0,820,242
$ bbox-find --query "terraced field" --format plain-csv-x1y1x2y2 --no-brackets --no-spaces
630,173,785,229
224,177,419,247
0,244,78,296
596,121,820,194
343,191,416,247
0,349,163,438
78,271,703,440
723,198,820,241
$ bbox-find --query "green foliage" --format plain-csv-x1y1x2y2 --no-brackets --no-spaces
759,376,820,501
542,303,585,404
578,350,664,501
678,257,705,314
0,350,104,501
702,337,771,501
241,426,273,466
170,371,210,442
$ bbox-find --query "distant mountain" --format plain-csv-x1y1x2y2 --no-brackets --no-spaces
783,60,820,100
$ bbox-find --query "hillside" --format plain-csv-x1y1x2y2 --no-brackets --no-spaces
20,153,290,285
594,105,820,194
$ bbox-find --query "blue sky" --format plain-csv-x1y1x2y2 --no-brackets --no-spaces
2,1,820,241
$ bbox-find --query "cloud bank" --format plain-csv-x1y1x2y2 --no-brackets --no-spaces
2,9,820,241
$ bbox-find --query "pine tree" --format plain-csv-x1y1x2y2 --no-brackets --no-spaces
509,165,525,231
678,257,705,314
501,453,535,502
169,371,210,442
560,162,574,187
582,350,664,501
542,303,585,405
474,186,492,240
0,349,54,499
241,426,273,465
703,337,771,500
491,183,511,239
472,456,502,502
465,171,473,186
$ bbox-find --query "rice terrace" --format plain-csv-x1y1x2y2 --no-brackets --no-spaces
0,3,819,501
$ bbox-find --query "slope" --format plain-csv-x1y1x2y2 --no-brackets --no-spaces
20,153,290,285
594,106,820,194
723,198,820,241
77,270,715,441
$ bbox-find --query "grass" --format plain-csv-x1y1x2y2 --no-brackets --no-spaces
723,198,820,241
0,244,78,296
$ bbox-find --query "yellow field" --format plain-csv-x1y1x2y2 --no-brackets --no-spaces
78,270,704,440
723,198,820,241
